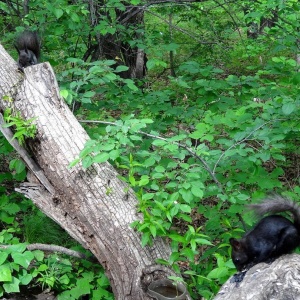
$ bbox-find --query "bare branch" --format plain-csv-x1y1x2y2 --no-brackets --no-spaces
0,243,88,260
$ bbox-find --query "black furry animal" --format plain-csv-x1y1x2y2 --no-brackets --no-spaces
15,31,40,69
230,197,300,277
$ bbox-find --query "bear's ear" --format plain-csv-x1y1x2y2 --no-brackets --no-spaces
229,238,241,250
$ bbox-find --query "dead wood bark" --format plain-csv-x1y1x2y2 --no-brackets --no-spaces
214,254,300,300
0,44,190,299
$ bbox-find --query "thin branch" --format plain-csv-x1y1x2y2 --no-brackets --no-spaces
212,119,286,174
79,119,223,191
0,243,88,260
145,9,217,44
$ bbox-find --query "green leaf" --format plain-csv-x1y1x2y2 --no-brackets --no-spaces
109,149,120,160
144,157,156,167
54,8,63,19
9,159,25,174
82,156,93,168
179,189,193,203
142,193,154,200
179,204,191,213
207,267,228,279
141,232,151,247
149,225,157,237
155,166,165,173
169,252,180,264
83,91,96,98
93,153,110,163
19,271,33,285
57,291,71,300
71,13,80,22
191,186,204,198
3,203,20,215
282,103,295,115
181,248,196,261
0,253,8,265
127,82,139,91
37,264,48,272
59,274,70,285
12,251,34,269
195,238,213,246
139,175,149,186
3,277,20,293
292,73,300,84
69,158,80,168
0,265,12,281
154,201,166,211
79,146,94,158
115,65,129,72
169,234,186,243
152,139,167,147
60,89,69,99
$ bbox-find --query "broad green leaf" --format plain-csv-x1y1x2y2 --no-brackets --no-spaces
282,103,295,115
0,252,8,266
179,189,193,203
149,225,157,237
169,234,186,243
139,175,149,186
93,153,110,163
207,267,228,279
144,157,156,167
59,274,70,285
115,65,129,72
82,156,93,168
33,250,44,262
195,238,213,246
3,277,20,293
155,166,165,173
0,264,12,281
12,251,34,269
142,193,154,200
60,89,69,99
19,272,33,285
191,186,204,198
54,8,63,19
37,264,48,272
169,252,180,264
109,149,120,160
141,232,151,247
180,204,191,213
152,139,167,147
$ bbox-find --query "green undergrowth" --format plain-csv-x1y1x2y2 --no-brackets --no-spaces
1,0,300,299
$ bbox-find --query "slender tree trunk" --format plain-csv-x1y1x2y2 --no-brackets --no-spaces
169,13,176,77
0,44,190,299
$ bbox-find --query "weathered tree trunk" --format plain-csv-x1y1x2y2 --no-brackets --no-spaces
214,254,300,300
0,44,189,299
